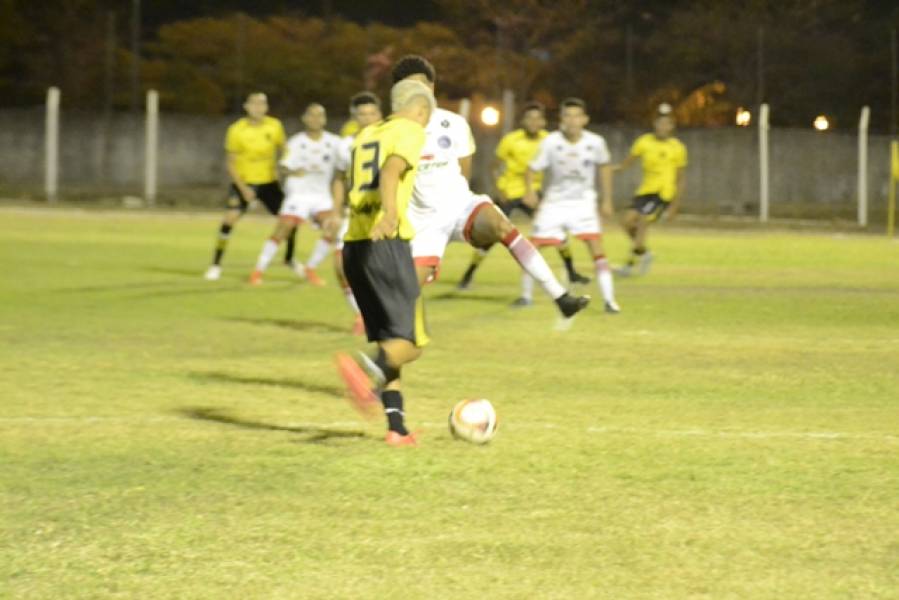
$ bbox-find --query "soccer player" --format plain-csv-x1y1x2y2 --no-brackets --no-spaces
456,102,589,290
205,92,291,281
249,103,342,286
614,104,688,276
333,92,384,335
518,98,620,313
392,55,589,319
334,79,435,447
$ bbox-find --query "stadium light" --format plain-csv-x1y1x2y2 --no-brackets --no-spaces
736,108,751,127
813,115,830,131
480,106,500,127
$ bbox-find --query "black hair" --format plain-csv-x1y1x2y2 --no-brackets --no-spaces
521,101,545,116
350,91,381,109
391,55,436,84
559,97,587,113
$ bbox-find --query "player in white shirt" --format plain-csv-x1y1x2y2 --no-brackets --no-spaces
520,98,620,313
391,56,590,319
331,91,383,335
250,103,342,286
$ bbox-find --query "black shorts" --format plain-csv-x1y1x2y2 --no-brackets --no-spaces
631,194,669,221
342,239,425,346
225,181,284,215
497,197,535,218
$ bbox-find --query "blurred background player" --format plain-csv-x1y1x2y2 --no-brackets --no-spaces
614,103,688,276
520,98,620,313
333,91,383,334
249,103,341,286
205,92,289,281
456,102,589,290
393,55,589,319
334,79,434,447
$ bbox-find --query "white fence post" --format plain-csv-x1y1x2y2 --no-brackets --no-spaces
144,89,159,206
45,87,60,203
857,106,870,227
759,103,770,222
501,88,515,135
458,98,471,122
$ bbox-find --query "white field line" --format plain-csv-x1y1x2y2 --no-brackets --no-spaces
0,415,897,443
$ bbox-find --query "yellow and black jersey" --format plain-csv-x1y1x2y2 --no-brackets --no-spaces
630,133,688,201
345,116,426,242
496,128,548,199
224,116,286,184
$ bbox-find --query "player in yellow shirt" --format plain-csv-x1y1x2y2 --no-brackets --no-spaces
615,104,687,276
334,79,434,447
204,92,290,281
456,102,589,290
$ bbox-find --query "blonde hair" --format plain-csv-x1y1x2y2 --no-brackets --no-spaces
390,79,436,113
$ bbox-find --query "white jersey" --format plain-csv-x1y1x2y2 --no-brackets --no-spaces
530,130,610,204
410,107,476,217
280,131,341,199
335,134,354,173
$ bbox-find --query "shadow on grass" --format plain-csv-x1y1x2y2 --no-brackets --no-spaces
178,406,366,444
226,317,347,334
189,370,344,398
428,289,513,305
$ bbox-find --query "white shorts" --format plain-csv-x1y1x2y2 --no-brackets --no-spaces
531,200,602,245
279,193,333,223
408,193,494,268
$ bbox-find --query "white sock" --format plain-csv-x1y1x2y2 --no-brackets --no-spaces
594,255,615,304
343,285,360,314
306,238,332,269
521,273,536,301
255,238,280,272
503,230,566,299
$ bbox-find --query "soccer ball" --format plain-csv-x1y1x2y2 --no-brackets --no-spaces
448,399,498,444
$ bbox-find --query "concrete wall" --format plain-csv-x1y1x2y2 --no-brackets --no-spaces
0,108,893,219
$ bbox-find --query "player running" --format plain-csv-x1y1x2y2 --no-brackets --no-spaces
614,103,688,277
204,92,292,281
456,101,589,290
517,98,620,313
334,80,435,447
249,103,342,286
392,55,589,319
332,92,384,335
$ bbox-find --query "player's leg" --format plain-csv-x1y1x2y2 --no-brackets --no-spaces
250,217,299,284
205,186,249,280
582,235,619,313
332,219,364,335
303,210,336,287
456,198,517,290
465,199,589,317
557,238,590,284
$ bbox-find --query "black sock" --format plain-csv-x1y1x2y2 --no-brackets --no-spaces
213,223,233,266
558,245,577,278
628,247,646,267
373,348,400,383
284,228,297,264
381,390,408,435
460,263,477,285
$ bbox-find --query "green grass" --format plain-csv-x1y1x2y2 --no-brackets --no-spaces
1,206,898,599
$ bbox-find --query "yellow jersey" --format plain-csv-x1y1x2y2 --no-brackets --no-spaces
224,116,286,184
345,116,426,242
630,133,688,201
496,128,548,199
339,119,360,138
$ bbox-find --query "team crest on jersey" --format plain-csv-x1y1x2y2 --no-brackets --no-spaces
441,120,450,128
438,135,452,149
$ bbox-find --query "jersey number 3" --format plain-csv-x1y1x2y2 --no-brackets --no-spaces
353,142,381,192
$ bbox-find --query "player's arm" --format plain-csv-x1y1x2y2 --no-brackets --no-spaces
523,168,540,208
459,155,473,182
323,171,347,236
226,153,256,201
614,154,638,172
668,167,687,221
370,155,411,241
490,156,506,202
598,163,614,217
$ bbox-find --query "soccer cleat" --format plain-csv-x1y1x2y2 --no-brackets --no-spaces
305,267,326,287
289,260,306,279
385,430,419,447
456,279,472,291
511,297,533,308
248,270,263,285
568,271,591,285
604,300,621,314
351,314,365,336
638,252,654,276
614,264,634,278
204,265,222,281
555,292,591,318
335,353,380,419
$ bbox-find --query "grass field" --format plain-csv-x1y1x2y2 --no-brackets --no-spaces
1,206,898,599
